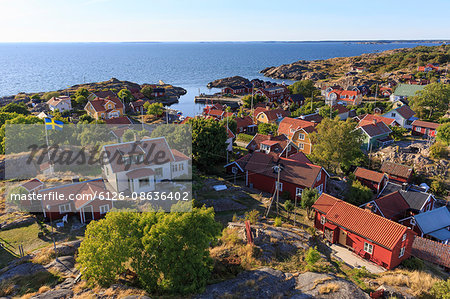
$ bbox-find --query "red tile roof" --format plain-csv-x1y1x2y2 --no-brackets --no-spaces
380,162,413,179
354,167,386,183
373,191,410,220
312,193,339,214
21,179,43,191
246,134,289,153
171,149,190,162
313,194,409,250
411,120,440,130
360,114,397,127
104,116,132,125
287,152,312,164
236,116,254,129
88,97,124,113
126,168,155,179
395,105,415,120
278,117,316,137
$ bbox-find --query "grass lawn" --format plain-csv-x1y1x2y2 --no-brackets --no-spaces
0,222,53,268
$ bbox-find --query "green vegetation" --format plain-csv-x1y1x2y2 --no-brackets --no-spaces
42,91,60,101
318,105,339,119
430,141,448,159
436,122,450,145
0,103,30,115
257,122,278,135
244,209,259,225
287,80,318,97
236,133,253,143
390,126,408,141
401,257,424,271
301,188,319,218
310,118,363,173
75,95,87,107
242,94,265,108
291,99,324,117
146,102,164,116
77,207,221,295
75,87,89,98
141,85,153,99
118,88,134,102
430,279,450,299
274,217,282,227
410,83,450,121
345,180,373,206
150,124,192,156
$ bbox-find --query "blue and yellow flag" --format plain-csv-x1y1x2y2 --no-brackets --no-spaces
44,118,64,130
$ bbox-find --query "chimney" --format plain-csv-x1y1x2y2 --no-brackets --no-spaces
268,133,273,140
72,176,80,183
372,118,377,125
402,183,408,191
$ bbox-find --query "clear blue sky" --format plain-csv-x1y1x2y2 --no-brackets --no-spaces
0,0,449,42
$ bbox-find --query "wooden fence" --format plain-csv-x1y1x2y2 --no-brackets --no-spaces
411,236,450,268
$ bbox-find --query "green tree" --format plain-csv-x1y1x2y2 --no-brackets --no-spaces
78,114,94,123
187,117,227,169
219,117,237,135
301,188,319,218
436,122,450,145
118,89,134,103
305,246,321,266
30,94,41,100
430,279,450,299
430,141,448,159
150,124,192,156
0,103,30,115
75,87,89,98
257,122,278,135
390,126,408,141
122,129,136,142
345,180,373,206
310,118,363,173
141,86,154,99
75,95,87,107
146,103,164,116
284,200,294,220
42,91,60,101
430,178,446,197
291,99,324,117
288,80,317,97
242,94,265,108
318,105,338,119
410,83,450,121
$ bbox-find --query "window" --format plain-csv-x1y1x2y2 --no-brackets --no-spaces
298,133,305,140
399,246,405,258
276,182,283,191
317,171,321,182
100,205,110,215
296,187,303,197
154,167,163,178
232,166,238,174
139,177,150,187
316,184,323,194
410,218,416,226
59,203,71,214
299,143,304,150
364,242,373,254
320,216,326,225
402,233,407,242
391,113,396,117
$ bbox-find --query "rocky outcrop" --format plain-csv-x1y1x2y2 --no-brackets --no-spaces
196,267,370,299
207,76,250,88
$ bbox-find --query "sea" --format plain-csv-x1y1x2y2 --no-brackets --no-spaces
0,41,435,116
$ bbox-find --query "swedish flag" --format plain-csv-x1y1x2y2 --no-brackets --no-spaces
44,118,64,130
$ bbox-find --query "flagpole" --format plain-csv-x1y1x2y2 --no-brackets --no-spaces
44,123,53,174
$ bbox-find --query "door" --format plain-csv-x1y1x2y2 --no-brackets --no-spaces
82,206,94,223
338,229,347,246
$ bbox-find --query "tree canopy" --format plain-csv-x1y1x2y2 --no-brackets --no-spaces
291,99,324,117
77,207,221,294
241,94,265,108
410,83,450,121
75,87,89,98
150,124,192,156
345,180,373,206
118,89,134,103
141,86,154,99
75,95,87,107
257,122,278,135
287,80,318,98
146,102,164,116
0,103,30,115
42,91,60,101
301,188,319,218
187,117,227,169
310,118,363,173
318,105,339,119
436,122,450,145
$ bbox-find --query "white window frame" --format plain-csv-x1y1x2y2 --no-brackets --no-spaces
298,133,305,140
59,203,71,214
320,215,326,225
317,171,321,182
316,184,323,194
296,187,303,197
402,233,407,242
364,242,373,254
391,113,396,117
99,204,110,215
399,246,405,258
276,182,283,192
299,143,304,150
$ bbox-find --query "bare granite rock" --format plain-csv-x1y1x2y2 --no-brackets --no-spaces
207,76,250,88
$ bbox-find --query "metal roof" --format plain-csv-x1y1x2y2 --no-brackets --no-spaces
414,207,450,238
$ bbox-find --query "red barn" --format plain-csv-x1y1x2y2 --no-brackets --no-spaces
411,120,440,138
237,151,328,199
313,194,416,269
380,162,413,184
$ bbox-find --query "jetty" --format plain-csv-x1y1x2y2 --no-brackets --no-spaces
194,94,242,105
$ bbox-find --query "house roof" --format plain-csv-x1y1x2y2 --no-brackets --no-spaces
313,194,409,250
104,116,132,125
102,137,175,173
411,120,440,130
171,149,190,162
92,90,117,99
414,207,450,241
289,94,306,103
244,152,323,189
373,191,410,220
312,193,339,214
126,168,155,179
226,153,252,172
393,84,425,97
236,116,254,128
380,162,413,179
257,108,290,122
286,152,311,164
88,97,124,113
21,179,43,191
379,182,432,211
395,105,415,120
334,104,349,114
354,167,385,183
358,120,391,137
360,114,397,127
278,117,316,137
299,113,323,124
39,178,109,209
246,134,290,153
47,96,71,107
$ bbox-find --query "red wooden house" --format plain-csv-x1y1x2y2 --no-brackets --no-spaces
255,86,290,102
236,151,328,199
380,161,413,183
313,194,416,270
354,167,388,195
246,133,299,157
236,115,256,134
411,120,441,138
222,85,250,95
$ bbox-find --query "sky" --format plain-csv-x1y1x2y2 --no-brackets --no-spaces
0,0,449,42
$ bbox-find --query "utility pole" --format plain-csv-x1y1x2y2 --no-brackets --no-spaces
273,164,282,216
226,115,229,164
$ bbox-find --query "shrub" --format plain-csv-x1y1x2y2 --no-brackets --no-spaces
221,228,241,246
430,279,450,299
318,283,340,294
430,178,447,197
305,247,321,266
244,210,259,225
401,257,424,271
274,217,282,227
430,142,448,159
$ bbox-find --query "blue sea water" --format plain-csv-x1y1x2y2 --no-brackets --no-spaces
0,42,435,116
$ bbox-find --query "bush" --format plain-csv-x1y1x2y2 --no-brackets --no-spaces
401,257,424,271
430,178,447,197
274,217,282,227
430,279,450,299
430,142,448,159
236,133,253,143
345,180,373,206
305,246,321,266
244,209,259,225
